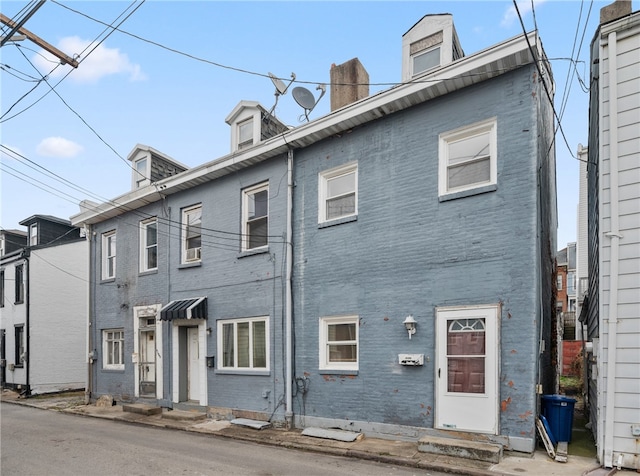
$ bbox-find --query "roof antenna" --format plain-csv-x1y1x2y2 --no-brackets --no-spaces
292,83,326,122
268,72,296,116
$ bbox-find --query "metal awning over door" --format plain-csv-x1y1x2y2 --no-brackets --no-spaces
159,297,207,320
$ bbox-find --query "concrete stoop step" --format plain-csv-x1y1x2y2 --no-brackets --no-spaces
418,435,503,464
162,409,207,422
122,403,162,416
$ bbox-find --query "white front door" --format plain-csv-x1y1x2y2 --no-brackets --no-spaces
435,305,499,434
139,325,156,397
187,327,200,401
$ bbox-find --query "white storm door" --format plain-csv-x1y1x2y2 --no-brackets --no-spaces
187,327,200,401
435,305,499,434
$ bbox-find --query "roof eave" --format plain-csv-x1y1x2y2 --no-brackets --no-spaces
71,31,543,227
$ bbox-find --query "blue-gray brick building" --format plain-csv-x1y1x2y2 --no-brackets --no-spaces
71,13,556,455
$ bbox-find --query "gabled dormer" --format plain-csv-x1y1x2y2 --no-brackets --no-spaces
0,229,27,257
18,215,81,247
402,14,464,82
128,144,188,191
225,101,289,153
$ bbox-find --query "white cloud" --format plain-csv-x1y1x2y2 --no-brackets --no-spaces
501,0,547,28
33,36,147,83
36,137,84,158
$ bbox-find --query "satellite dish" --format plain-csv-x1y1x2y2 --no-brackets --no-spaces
269,73,288,95
292,87,316,110
267,72,296,116
293,84,327,122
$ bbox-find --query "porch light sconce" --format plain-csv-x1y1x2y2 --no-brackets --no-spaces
403,315,417,339
206,327,212,335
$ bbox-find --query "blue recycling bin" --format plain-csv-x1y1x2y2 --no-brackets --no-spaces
541,395,576,442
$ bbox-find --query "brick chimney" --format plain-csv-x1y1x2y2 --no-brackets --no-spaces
330,58,369,111
600,0,631,24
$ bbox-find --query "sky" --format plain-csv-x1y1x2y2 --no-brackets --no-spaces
1,0,634,250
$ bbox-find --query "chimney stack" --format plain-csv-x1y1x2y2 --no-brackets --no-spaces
600,0,631,24
330,58,369,111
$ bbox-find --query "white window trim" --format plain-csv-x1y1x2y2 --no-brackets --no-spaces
217,316,270,371
237,118,254,150
319,315,359,371
182,205,202,264
318,163,358,224
242,182,269,251
29,223,38,246
102,230,116,280
133,157,150,189
102,328,125,370
139,217,158,272
438,118,497,197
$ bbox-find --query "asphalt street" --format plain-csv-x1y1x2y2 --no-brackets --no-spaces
1,404,447,476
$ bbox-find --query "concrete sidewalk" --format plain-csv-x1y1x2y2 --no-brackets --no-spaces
1,390,609,476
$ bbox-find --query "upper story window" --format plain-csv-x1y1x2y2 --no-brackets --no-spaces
439,118,497,196
319,315,359,371
412,46,440,76
102,230,116,280
14,264,24,304
237,119,253,150
242,183,268,251
0,236,5,256
29,224,38,246
557,274,563,291
0,269,5,308
319,163,358,223
218,316,269,371
134,158,149,188
182,205,202,264
140,218,158,272
567,272,576,295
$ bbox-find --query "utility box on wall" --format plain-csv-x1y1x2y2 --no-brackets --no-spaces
398,354,424,366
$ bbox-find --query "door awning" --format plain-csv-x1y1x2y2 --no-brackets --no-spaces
160,297,207,321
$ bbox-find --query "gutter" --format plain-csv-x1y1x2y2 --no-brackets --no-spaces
84,225,93,404
25,248,31,396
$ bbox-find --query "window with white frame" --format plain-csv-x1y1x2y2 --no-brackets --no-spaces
218,317,268,370
102,231,116,280
29,223,38,246
439,118,497,196
103,329,124,370
182,205,202,263
134,158,149,188
319,163,357,223
557,274,563,290
140,218,158,272
319,315,359,371
242,183,268,251
237,118,253,150
0,269,4,308
412,46,440,76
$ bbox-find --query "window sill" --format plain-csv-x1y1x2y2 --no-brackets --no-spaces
179,261,201,269
101,367,125,372
13,364,24,369
319,369,358,376
14,301,24,305
439,183,497,202
100,278,115,284
238,246,269,259
215,369,270,376
318,215,357,229
139,269,158,277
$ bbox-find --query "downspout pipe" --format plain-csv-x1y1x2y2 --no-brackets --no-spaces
285,148,294,428
84,225,93,405
603,30,621,469
24,248,30,396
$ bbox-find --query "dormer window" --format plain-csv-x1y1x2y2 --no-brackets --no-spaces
29,224,38,246
412,45,440,76
135,157,149,188
238,119,254,150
